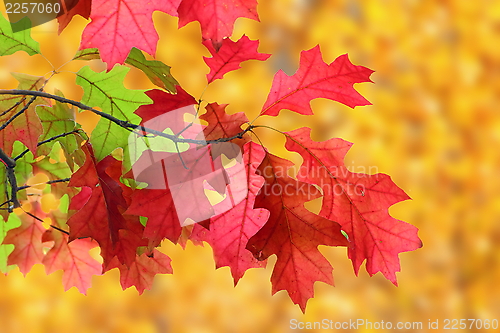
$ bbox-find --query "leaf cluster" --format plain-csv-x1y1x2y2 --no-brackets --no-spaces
0,2,421,312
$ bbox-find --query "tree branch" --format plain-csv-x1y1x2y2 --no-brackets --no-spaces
0,89,254,145
14,129,82,161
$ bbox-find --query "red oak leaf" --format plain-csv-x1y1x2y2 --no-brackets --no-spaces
134,88,197,129
57,0,92,34
3,203,46,276
42,229,102,294
126,146,228,247
79,0,181,69
285,127,422,284
261,46,374,117
177,0,259,50
198,102,250,159
0,74,48,156
203,35,270,83
67,143,147,268
191,141,270,285
246,152,349,312
108,249,172,294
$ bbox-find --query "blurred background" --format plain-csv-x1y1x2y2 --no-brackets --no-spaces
1,0,499,332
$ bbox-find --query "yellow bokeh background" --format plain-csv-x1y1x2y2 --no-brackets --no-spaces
1,0,499,331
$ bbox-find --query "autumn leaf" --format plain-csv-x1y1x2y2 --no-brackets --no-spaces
203,35,270,83
285,127,422,284
2,202,47,276
57,0,92,34
75,65,152,161
35,89,78,157
0,15,41,56
0,73,48,156
32,154,78,199
79,0,181,68
126,146,229,247
42,229,102,294
125,48,179,93
0,214,22,273
72,48,179,93
0,142,34,221
246,152,349,312
178,0,259,50
67,143,147,267
134,88,197,129
261,46,373,117
198,102,250,159
191,141,270,285
108,249,172,294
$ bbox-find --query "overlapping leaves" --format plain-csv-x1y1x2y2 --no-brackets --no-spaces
0,11,421,312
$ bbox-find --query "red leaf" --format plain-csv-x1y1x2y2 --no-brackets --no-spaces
0,74,48,156
285,127,422,284
246,152,349,312
3,203,46,276
203,35,270,83
126,146,228,247
57,0,92,34
134,88,197,128
191,141,270,285
42,229,102,294
109,249,172,294
198,102,250,159
261,46,374,117
67,143,147,268
125,184,182,248
177,0,259,50
79,0,181,69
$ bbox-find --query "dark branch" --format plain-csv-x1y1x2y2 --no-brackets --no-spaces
0,94,38,133
17,177,71,191
14,130,81,161
24,209,69,236
0,146,19,210
0,90,254,145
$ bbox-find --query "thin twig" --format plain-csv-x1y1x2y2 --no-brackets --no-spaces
17,177,71,191
14,130,81,161
23,209,70,236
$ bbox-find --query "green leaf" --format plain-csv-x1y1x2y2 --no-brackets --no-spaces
36,89,78,157
75,65,152,161
0,142,33,221
125,48,178,93
73,47,178,92
0,15,41,56
72,48,100,61
0,213,21,273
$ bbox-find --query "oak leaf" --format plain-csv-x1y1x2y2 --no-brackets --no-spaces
42,229,102,294
203,35,270,83
246,152,349,312
285,127,422,284
191,141,270,285
79,0,181,68
177,0,259,50
261,46,373,117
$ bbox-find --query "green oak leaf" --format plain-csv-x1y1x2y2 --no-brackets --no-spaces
0,141,32,221
36,89,78,157
0,213,22,274
125,48,178,93
72,48,100,61
0,15,40,56
75,65,152,161
73,47,178,92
